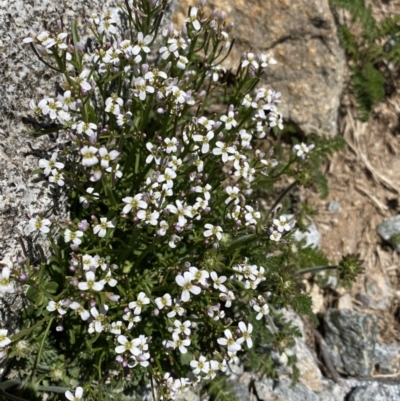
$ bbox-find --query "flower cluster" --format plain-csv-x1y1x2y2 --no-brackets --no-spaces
2,1,325,400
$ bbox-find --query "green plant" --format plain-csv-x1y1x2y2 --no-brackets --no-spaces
330,0,400,121
0,1,361,400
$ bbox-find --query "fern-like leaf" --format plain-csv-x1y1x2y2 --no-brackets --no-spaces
351,63,385,121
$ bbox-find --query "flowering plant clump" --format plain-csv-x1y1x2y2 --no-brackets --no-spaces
0,1,352,400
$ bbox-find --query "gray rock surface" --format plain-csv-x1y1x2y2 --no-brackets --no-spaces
363,273,392,310
376,215,400,252
327,201,341,213
374,342,400,375
176,0,346,136
323,308,378,376
347,381,400,401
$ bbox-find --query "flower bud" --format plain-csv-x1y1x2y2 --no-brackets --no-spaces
78,219,89,231
141,63,149,75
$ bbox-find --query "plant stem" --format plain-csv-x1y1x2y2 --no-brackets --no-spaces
296,265,338,276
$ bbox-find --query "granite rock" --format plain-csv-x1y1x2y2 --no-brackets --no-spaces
374,342,400,375
376,215,400,252
363,273,392,311
175,0,346,136
323,308,378,376
347,381,400,401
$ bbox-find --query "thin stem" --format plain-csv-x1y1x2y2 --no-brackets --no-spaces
296,265,338,276
264,181,297,223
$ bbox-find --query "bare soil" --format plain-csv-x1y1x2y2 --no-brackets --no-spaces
303,0,400,346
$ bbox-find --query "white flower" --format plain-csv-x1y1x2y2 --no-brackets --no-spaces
48,169,65,186
65,387,84,401
78,271,104,291
187,7,201,31
167,300,185,318
137,209,160,226
81,254,96,271
244,205,260,225
0,267,14,295
259,53,277,67
93,217,115,238
134,77,154,101
173,320,191,336
155,293,172,310
129,292,150,315
99,14,118,34
241,52,259,69
117,111,133,126
75,121,97,136
132,32,152,55
273,216,291,232
197,116,215,131
225,186,240,205
193,131,214,154
175,272,201,302
81,146,99,167
99,147,120,168
64,229,84,245
157,220,169,236
69,301,90,321
205,360,219,379
177,55,189,70
212,141,235,162
158,167,177,188
46,300,67,315
269,111,284,130
167,200,193,227
220,110,237,130
238,322,253,348
116,335,141,355
106,163,123,179
110,321,123,335
167,332,191,354
40,98,62,119
203,224,223,241
0,329,11,348
188,266,209,286
122,194,147,214
88,305,108,333
146,142,161,164
104,270,117,287
39,152,64,175
190,355,210,375
195,184,212,201
270,230,281,242
72,69,92,91
219,291,235,307
253,303,269,320
217,329,244,353
164,137,178,154
123,311,141,330
79,187,100,209
28,217,51,234
210,272,227,293
293,142,314,157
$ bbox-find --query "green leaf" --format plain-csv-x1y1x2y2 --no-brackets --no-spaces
27,286,46,307
44,282,58,294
